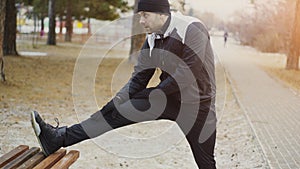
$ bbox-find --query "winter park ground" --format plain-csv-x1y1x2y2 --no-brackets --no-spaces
0,35,299,168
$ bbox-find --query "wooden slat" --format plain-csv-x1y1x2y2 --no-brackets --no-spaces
33,149,66,169
16,152,45,169
2,147,40,169
0,145,29,168
50,150,79,169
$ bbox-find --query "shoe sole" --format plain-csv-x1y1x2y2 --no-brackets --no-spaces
31,111,49,156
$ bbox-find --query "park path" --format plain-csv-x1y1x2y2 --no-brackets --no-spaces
213,36,300,169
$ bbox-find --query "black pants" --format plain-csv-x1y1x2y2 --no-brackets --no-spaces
68,95,217,169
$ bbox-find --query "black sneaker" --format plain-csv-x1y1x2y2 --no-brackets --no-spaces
31,111,66,156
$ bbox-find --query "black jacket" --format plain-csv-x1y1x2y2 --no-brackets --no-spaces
116,12,216,105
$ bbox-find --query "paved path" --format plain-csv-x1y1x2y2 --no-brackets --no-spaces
213,37,300,169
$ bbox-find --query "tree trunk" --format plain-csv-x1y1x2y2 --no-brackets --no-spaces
0,0,6,56
0,0,6,81
286,0,300,70
65,0,72,42
59,15,63,35
40,16,45,37
87,18,91,35
47,0,56,45
3,0,18,56
129,0,145,64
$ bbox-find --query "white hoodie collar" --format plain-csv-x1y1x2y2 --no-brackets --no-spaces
147,11,201,57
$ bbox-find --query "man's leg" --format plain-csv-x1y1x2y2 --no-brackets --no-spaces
31,98,160,156
186,128,216,169
81,98,167,138
173,101,217,169
137,96,216,168
80,104,135,139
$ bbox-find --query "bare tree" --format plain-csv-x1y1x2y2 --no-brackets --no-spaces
47,0,56,45
0,0,6,81
129,0,145,64
286,0,300,70
65,0,72,42
3,0,18,56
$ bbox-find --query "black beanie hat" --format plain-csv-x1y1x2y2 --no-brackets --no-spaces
137,0,170,14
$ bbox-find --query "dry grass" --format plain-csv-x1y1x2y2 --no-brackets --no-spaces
265,67,300,93
255,52,300,94
0,41,126,122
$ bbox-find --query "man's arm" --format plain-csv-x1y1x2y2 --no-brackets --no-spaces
115,41,156,103
100,41,155,113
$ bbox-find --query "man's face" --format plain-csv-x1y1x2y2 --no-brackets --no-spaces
138,11,165,33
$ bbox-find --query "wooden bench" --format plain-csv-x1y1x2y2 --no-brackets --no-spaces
0,145,79,169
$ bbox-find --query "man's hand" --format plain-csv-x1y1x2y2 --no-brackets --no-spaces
132,88,152,99
132,87,160,99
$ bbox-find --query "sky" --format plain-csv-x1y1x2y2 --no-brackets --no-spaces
185,0,249,20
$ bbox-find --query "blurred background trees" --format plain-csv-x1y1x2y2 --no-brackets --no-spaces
10,0,130,45
224,0,299,70
226,0,295,53
0,0,130,80
0,0,299,70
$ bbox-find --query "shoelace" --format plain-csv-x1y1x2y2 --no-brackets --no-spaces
54,118,60,129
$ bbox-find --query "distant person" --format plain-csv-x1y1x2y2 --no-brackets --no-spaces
224,31,228,47
31,0,217,168
40,29,44,37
